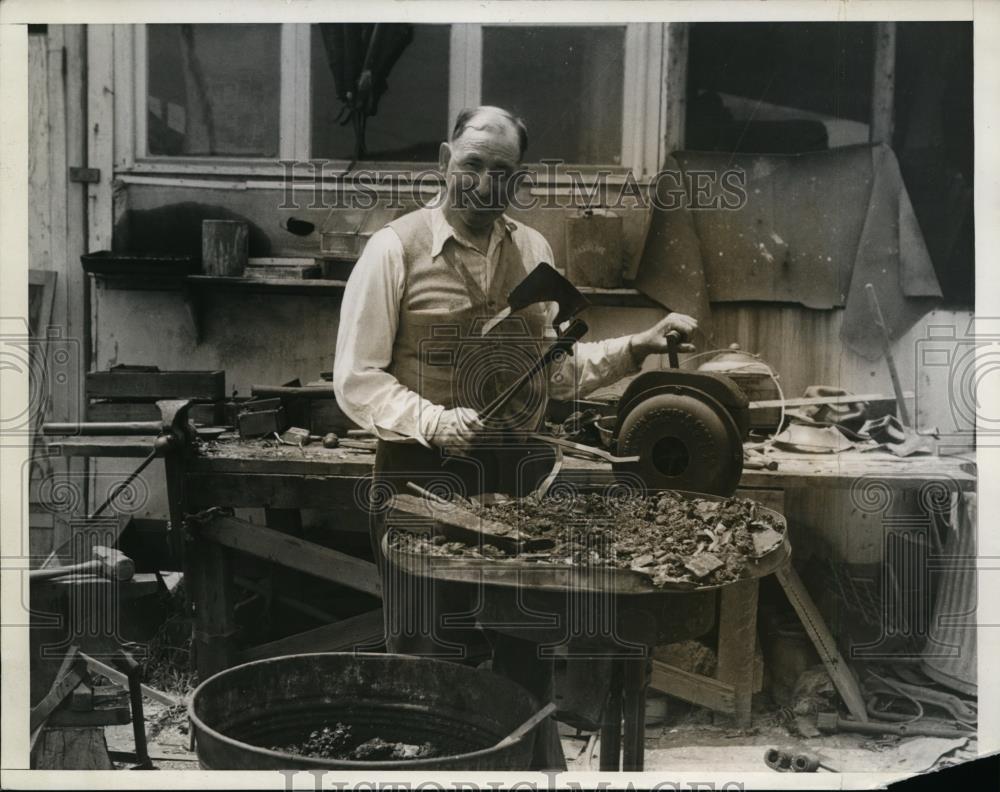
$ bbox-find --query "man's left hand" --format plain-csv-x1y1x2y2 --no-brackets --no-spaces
629,313,699,361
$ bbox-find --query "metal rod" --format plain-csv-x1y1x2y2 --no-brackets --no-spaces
43,421,163,435
493,702,558,749
90,447,158,519
864,283,911,426
405,481,450,505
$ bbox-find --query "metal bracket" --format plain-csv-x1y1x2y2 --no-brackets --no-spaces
69,167,101,184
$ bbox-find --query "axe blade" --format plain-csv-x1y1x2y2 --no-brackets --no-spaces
481,262,589,336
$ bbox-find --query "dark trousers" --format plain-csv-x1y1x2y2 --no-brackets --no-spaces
371,439,566,770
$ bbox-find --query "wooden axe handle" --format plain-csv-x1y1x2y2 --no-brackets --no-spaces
30,546,134,582
479,319,588,421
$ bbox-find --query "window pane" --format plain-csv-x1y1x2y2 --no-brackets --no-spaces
146,24,281,157
482,26,625,165
311,24,450,162
686,22,874,152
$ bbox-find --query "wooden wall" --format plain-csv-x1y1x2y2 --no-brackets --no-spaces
105,179,970,440
28,27,90,559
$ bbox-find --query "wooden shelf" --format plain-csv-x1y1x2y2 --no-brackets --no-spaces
91,272,348,344
90,272,659,344
93,272,347,294
184,275,349,295
578,287,663,309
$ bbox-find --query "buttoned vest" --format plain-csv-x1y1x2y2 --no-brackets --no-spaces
386,208,550,432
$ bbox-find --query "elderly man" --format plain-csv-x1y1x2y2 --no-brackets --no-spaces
334,106,696,768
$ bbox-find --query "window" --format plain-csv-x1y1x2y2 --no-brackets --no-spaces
481,26,626,164
686,23,875,152
129,23,667,175
146,24,282,157
310,24,451,162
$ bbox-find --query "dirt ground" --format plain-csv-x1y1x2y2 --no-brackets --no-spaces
104,693,975,776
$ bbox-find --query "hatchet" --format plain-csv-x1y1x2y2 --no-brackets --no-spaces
481,262,590,336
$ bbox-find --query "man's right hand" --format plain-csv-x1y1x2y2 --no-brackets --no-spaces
429,407,486,451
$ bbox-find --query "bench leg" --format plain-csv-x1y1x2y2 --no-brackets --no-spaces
621,654,649,771
599,659,623,770
715,578,760,728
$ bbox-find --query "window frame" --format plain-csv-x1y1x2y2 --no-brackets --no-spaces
120,22,668,181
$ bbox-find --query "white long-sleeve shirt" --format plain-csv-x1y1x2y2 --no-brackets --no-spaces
334,205,640,446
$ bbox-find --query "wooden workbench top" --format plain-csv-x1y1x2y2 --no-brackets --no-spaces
543,448,976,492
44,435,976,491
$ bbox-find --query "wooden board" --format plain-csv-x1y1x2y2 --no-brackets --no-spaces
748,392,910,409
32,727,113,770
649,659,735,713
87,400,224,424
195,513,380,597
184,472,362,510
390,493,553,553
48,704,131,727
241,608,384,661
776,562,869,722
86,369,225,400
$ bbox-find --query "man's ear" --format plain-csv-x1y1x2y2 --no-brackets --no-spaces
438,142,452,172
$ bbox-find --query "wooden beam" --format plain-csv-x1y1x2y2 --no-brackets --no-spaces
649,660,736,713
448,25,482,128
749,391,911,410
63,26,91,376
86,24,114,253
195,513,380,597
623,24,666,178
241,608,384,662
662,22,689,156
870,22,897,145
776,562,869,722
183,472,364,510
714,578,760,727
189,538,238,680
29,34,52,272
112,25,134,171
79,653,179,707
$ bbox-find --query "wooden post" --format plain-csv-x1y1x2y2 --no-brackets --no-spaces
599,658,623,770
620,655,650,771
190,538,237,680
663,22,689,156
870,22,897,145
715,578,760,728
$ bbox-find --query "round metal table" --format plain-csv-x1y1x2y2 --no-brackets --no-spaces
383,493,790,771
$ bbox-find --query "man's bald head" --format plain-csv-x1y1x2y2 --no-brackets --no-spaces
450,106,528,161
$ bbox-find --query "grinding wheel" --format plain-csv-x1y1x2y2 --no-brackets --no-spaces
613,389,744,495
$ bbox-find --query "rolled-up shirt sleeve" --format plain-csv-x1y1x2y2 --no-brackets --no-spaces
333,228,445,446
548,334,640,400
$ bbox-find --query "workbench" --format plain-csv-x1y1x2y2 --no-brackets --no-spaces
47,436,381,677
45,435,976,764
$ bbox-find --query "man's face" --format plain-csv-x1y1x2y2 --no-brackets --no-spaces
441,119,521,232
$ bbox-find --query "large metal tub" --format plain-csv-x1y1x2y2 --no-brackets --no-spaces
189,653,540,770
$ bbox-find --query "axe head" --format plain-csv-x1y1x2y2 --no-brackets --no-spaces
481,262,589,336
